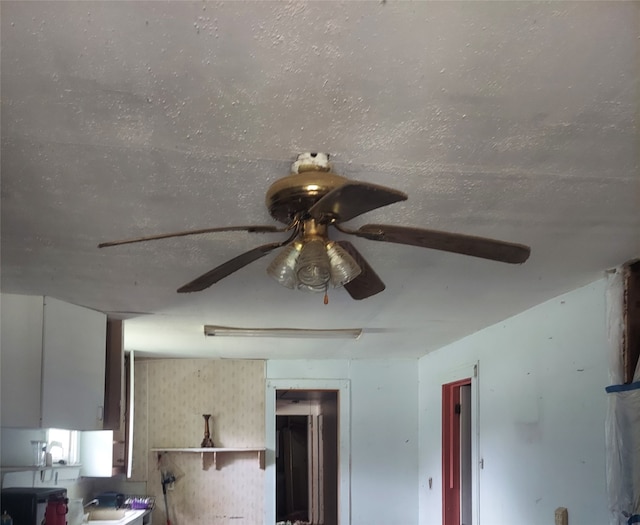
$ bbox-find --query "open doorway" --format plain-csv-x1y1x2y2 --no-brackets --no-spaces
276,389,338,525
442,379,472,525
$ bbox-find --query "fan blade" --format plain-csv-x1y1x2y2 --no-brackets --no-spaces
177,242,283,293
98,225,284,248
340,224,530,264
336,240,386,300
308,181,407,223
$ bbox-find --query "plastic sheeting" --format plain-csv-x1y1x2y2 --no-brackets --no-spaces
606,269,640,525
606,381,640,525
606,379,640,525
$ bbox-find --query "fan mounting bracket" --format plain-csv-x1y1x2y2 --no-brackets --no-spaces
266,153,347,224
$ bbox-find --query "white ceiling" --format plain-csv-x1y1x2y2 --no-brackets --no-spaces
1,1,638,360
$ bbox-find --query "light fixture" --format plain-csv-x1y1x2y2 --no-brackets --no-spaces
267,238,361,293
326,241,361,286
295,238,333,291
266,241,303,289
204,325,362,339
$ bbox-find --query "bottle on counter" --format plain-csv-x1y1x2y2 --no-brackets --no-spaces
67,499,84,525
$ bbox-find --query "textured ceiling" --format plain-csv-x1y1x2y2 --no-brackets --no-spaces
1,1,638,359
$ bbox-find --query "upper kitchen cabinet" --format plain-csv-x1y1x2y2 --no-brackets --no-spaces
1,294,107,430
41,296,107,430
103,320,124,433
103,320,132,476
0,294,44,428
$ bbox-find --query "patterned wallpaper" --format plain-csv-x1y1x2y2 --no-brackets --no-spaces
132,359,266,525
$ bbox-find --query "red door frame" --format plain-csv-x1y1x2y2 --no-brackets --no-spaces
442,378,471,525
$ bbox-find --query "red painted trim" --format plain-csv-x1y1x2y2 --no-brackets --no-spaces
442,378,471,525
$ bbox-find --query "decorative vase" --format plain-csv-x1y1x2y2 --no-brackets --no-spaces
201,414,214,447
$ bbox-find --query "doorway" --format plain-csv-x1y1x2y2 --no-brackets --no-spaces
265,379,350,525
276,390,338,525
442,378,473,525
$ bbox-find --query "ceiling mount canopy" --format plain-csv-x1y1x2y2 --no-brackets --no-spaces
99,152,531,301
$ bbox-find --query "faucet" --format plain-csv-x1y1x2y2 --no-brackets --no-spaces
84,499,99,509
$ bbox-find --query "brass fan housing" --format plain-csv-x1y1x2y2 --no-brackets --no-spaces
266,153,347,224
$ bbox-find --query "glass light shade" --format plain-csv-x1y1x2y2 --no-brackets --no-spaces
297,282,331,293
326,242,362,286
267,242,303,289
295,239,331,290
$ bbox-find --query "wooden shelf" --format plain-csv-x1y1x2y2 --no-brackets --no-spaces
151,447,265,470
0,464,82,472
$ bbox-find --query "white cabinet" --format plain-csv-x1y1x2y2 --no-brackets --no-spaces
80,430,114,477
1,294,107,430
40,297,106,430
0,295,44,427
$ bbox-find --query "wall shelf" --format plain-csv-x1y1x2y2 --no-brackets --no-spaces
0,464,82,485
151,447,265,470
0,464,82,473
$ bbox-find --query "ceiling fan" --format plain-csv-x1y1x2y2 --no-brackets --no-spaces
99,153,530,301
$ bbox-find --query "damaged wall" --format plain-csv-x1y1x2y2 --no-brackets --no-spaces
131,359,265,525
419,279,609,525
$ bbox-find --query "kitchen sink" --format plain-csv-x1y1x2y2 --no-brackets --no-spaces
83,506,147,524
86,509,126,521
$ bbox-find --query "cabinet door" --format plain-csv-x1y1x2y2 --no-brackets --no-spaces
41,297,107,430
103,320,124,431
80,430,114,477
0,294,44,427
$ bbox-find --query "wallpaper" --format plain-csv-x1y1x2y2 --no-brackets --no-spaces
132,358,266,525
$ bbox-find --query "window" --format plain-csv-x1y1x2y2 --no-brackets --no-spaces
46,428,79,465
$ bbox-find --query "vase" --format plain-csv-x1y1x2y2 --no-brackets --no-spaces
201,414,214,447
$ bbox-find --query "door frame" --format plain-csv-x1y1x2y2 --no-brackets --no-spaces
265,379,351,525
441,362,480,525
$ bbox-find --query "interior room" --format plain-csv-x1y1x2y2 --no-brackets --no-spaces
1,2,638,525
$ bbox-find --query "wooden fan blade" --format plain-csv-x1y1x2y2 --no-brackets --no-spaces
336,240,386,300
308,182,407,223
177,242,283,293
342,224,530,264
98,225,284,248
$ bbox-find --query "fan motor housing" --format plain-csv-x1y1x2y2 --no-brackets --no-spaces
266,171,349,224
266,153,348,224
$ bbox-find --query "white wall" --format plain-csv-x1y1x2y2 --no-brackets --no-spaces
419,279,609,525
267,359,419,525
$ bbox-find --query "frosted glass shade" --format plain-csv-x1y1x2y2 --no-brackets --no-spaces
268,239,362,293
295,239,331,290
266,242,302,289
326,242,361,286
